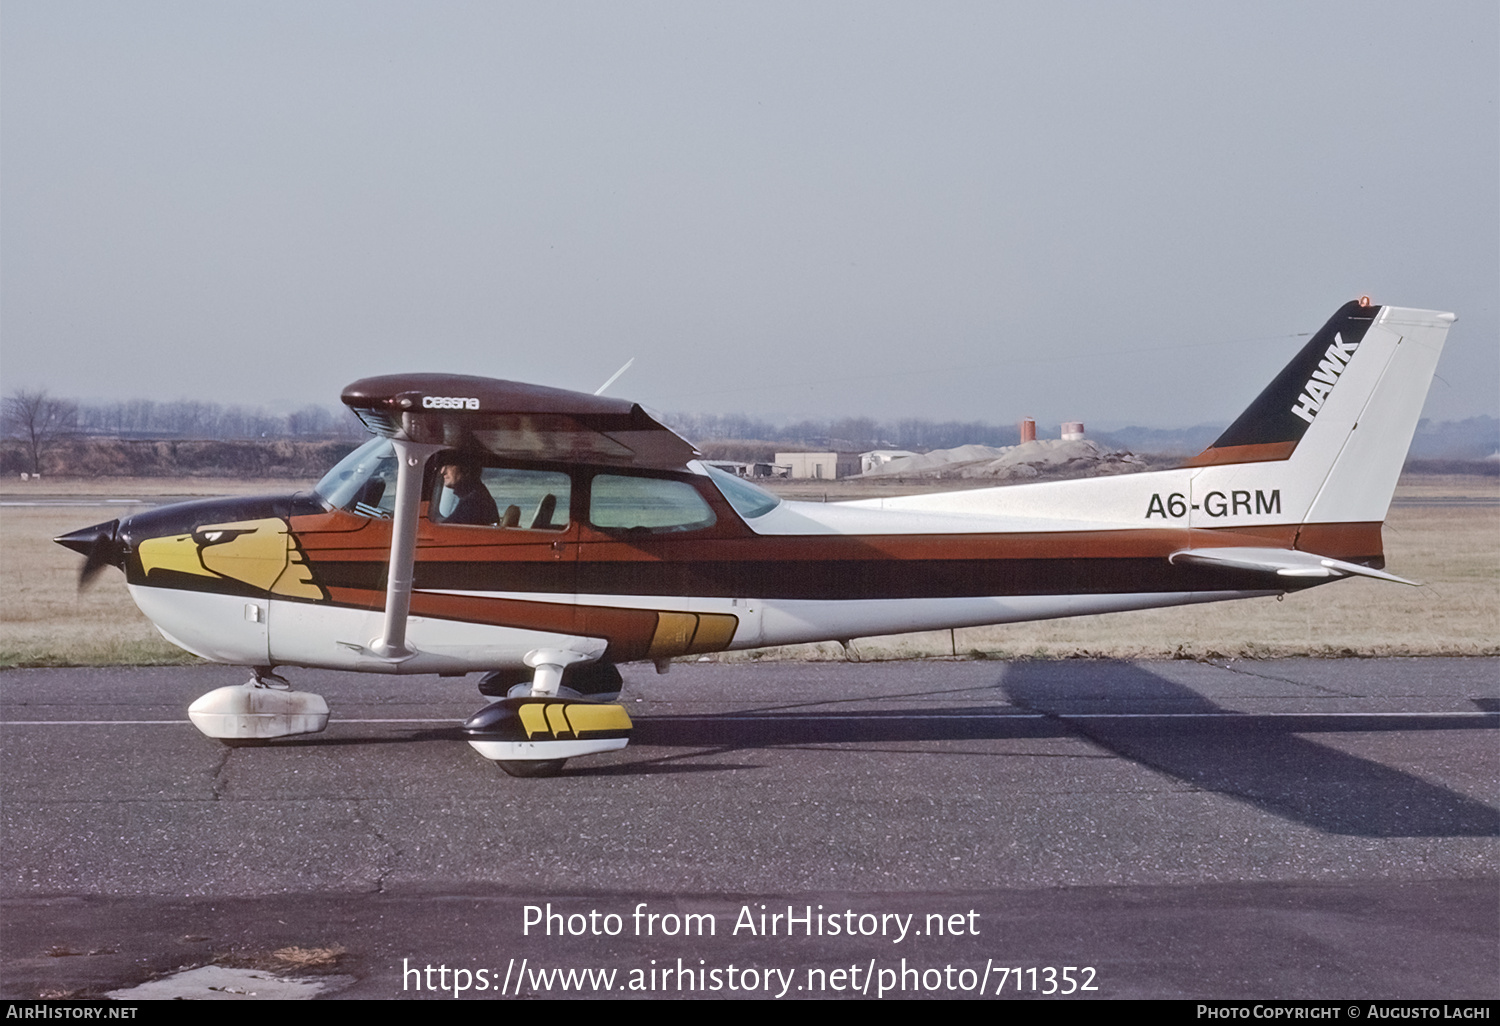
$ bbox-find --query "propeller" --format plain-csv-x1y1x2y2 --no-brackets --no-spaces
54,519,126,589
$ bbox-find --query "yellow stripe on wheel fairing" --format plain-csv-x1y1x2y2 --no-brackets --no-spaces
518,703,551,738
512,701,632,740
545,703,573,738
561,703,633,734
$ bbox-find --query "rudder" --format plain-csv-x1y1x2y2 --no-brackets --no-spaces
1183,300,1453,528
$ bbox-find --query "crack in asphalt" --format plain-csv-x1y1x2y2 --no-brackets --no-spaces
357,811,401,895
1201,658,1358,697
209,748,232,801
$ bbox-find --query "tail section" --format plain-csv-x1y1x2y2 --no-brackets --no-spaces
847,298,1454,576
1184,301,1454,530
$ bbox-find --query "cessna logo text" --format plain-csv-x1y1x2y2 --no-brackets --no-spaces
1289,332,1359,424
422,396,480,410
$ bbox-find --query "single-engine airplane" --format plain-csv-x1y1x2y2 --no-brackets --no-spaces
58,299,1454,776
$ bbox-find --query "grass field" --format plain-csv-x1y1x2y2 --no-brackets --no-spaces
1,474,1495,667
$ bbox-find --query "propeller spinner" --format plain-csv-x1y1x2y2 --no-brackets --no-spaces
55,519,126,589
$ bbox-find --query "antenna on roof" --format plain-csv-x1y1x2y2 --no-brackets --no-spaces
594,357,636,396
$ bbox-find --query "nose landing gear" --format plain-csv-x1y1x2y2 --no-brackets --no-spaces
187,667,330,747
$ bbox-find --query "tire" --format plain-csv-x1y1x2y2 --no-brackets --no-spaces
477,669,529,697
498,759,567,778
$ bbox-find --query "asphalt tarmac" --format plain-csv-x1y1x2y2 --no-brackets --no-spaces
2,657,1495,1000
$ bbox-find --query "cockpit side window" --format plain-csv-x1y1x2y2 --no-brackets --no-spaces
588,473,716,534
431,463,572,531
315,437,399,518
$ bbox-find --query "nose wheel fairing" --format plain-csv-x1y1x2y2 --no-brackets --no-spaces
187,674,329,744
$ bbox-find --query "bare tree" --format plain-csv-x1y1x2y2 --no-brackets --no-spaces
287,404,334,436
3,388,77,474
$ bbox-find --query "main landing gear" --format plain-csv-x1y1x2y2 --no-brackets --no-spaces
187,668,330,747
461,650,633,778
184,654,633,778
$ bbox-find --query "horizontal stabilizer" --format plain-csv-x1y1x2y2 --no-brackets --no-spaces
1169,547,1419,586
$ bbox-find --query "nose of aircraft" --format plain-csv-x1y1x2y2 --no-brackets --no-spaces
54,519,127,589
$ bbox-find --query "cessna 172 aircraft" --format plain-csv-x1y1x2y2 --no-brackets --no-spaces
57,299,1454,776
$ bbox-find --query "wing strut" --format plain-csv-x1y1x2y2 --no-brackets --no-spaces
593,357,635,396
373,438,445,659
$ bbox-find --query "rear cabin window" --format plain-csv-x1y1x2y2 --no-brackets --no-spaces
589,474,716,534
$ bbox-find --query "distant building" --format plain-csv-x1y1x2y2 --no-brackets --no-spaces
704,460,785,478
860,449,917,474
704,460,751,477
775,452,861,480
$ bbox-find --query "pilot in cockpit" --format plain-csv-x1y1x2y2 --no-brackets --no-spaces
433,456,502,526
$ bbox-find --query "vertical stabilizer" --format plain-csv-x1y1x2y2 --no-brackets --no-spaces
1182,301,1454,533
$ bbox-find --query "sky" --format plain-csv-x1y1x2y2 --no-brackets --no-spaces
2,1,1496,430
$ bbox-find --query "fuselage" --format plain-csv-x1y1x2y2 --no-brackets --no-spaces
92,451,1363,674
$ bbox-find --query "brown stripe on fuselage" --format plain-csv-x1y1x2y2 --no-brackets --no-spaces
314,584,701,663
282,519,1386,668
1187,523,1298,548
1295,521,1385,568
325,585,384,610
296,521,1382,660
1181,440,1299,468
290,510,393,550
301,522,1384,604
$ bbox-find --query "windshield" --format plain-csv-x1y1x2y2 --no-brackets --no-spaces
704,465,781,519
314,437,398,517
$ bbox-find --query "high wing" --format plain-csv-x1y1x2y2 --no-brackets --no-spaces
55,299,1455,776
339,373,700,469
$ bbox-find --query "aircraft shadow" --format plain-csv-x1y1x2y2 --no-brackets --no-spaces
617,664,1497,837
277,727,469,747
628,709,1062,746
999,660,1499,839
262,667,1497,835
270,727,758,776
